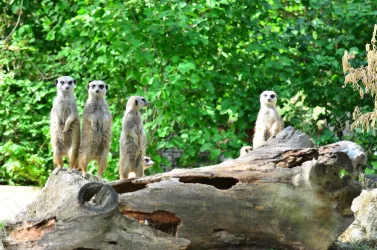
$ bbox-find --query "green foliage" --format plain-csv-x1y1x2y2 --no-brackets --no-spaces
1,0,377,185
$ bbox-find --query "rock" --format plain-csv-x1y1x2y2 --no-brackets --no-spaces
336,189,377,249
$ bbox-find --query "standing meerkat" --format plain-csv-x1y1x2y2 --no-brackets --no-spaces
79,80,112,180
119,96,150,180
253,90,284,149
50,76,80,174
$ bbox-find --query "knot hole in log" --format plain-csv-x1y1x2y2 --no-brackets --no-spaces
78,182,118,213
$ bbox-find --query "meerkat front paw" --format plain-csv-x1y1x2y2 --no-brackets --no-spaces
91,123,97,131
63,124,70,133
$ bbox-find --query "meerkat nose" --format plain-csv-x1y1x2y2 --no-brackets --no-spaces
66,87,69,90
96,90,99,93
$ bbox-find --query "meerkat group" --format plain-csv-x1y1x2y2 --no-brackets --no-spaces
50,75,283,180
50,76,152,181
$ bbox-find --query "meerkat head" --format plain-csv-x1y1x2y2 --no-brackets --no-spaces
55,76,76,93
240,146,253,157
126,96,150,111
260,90,278,107
144,156,155,169
87,80,108,97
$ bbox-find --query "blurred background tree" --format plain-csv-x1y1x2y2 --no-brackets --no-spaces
1,0,377,185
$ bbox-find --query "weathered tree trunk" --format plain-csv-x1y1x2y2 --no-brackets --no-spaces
2,127,366,250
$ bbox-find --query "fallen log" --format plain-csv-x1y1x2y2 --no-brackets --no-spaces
2,127,366,250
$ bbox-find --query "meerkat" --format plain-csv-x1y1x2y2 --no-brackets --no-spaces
50,76,80,175
239,146,253,157
143,156,155,169
253,90,284,149
127,156,155,178
119,96,150,180
79,80,112,180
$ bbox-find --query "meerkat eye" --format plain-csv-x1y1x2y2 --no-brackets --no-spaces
270,94,275,98
99,84,104,89
264,94,267,97
246,149,249,153
91,85,96,89
145,158,150,163
142,98,146,102
60,81,65,84
68,81,73,85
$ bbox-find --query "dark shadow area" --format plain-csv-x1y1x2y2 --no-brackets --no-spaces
110,179,147,194
179,177,239,190
122,210,181,237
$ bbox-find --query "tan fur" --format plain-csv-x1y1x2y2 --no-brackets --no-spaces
79,80,112,180
239,146,252,157
253,90,284,149
50,76,80,174
119,96,150,180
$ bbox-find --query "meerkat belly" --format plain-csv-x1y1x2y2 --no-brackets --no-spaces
262,110,278,125
83,111,110,156
52,104,74,153
124,136,141,155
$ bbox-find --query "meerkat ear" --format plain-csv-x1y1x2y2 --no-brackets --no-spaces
135,99,138,106
87,84,90,90
105,84,108,90
54,79,58,86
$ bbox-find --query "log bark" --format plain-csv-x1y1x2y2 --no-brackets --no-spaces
1,127,366,250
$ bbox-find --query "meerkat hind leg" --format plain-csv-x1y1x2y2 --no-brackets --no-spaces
97,157,108,181
79,154,90,179
119,154,131,180
67,147,78,173
135,157,144,178
52,151,64,175
271,122,281,137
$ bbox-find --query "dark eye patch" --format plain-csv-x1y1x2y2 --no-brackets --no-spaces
245,149,249,153
68,81,73,85
270,94,275,98
145,158,150,163
142,98,146,102
60,81,64,84
99,84,104,89
91,85,96,89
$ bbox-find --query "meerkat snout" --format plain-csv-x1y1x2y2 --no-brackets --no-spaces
55,77,76,92
260,90,277,106
240,146,253,157
134,97,150,108
144,156,154,168
87,80,108,97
